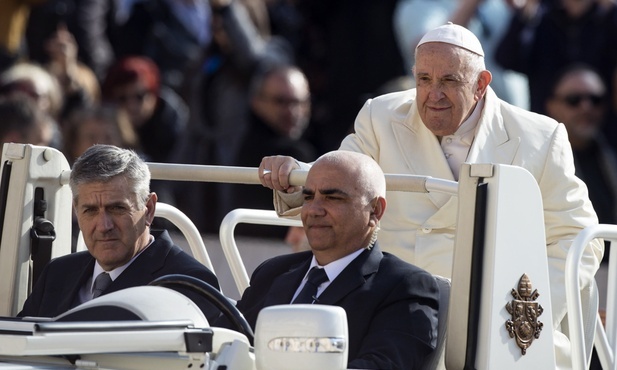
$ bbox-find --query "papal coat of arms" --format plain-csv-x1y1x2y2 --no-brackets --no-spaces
505,274,544,355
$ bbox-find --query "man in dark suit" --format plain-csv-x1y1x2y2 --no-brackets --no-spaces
18,144,220,321
233,150,439,369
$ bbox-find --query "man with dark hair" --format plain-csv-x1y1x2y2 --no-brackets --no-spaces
0,94,53,147
18,144,220,321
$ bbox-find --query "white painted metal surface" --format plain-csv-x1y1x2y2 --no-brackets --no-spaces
0,144,73,316
154,203,215,275
567,224,617,370
0,144,587,369
219,209,302,294
447,164,556,369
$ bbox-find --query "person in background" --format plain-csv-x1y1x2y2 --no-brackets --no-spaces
62,104,139,165
228,64,315,239
0,61,63,122
102,56,186,164
25,0,118,81
280,1,407,155
0,94,54,148
181,0,292,171
226,150,439,369
18,144,221,321
0,61,66,150
495,0,617,116
102,56,188,210
545,63,617,257
0,0,46,72
258,23,602,369
113,0,212,94
44,24,101,120
173,0,293,233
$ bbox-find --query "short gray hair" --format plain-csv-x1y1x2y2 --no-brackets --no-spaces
69,144,151,206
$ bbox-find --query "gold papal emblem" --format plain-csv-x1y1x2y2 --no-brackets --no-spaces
505,274,544,355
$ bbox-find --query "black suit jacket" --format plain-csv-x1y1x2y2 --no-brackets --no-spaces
235,244,439,370
18,230,220,321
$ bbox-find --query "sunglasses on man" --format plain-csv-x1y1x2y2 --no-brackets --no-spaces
556,93,604,108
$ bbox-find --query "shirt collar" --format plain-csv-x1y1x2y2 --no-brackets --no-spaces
454,98,484,145
305,248,365,283
91,235,155,291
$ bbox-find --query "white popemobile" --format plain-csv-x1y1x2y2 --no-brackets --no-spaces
0,143,613,369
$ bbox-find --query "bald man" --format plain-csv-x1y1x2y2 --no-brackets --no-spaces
233,150,439,370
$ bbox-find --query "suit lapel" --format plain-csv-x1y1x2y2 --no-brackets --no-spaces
264,259,311,306
392,100,455,208
317,247,382,305
108,232,171,292
58,254,95,311
467,88,520,165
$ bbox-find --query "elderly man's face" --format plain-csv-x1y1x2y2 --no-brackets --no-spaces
300,161,373,264
414,43,488,137
74,176,156,271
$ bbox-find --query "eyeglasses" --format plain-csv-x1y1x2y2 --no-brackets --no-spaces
557,93,604,108
260,94,309,108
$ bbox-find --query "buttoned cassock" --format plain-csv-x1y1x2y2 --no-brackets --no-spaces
275,86,603,368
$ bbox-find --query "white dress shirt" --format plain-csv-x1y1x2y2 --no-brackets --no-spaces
78,235,155,303
291,248,365,303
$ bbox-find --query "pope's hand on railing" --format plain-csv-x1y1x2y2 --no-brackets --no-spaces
259,155,302,193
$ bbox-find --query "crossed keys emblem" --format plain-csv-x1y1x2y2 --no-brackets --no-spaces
505,274,544,355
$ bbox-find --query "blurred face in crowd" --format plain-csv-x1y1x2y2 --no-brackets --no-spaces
0,94,55,147
252,68,311,140
561,0,595,18
546,68,607,150
414,43,491,137
74,176,156,271
29,117,54,147
1,80,53,117
112,81,157,128
72,117,124,160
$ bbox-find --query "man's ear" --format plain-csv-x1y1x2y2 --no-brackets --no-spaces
369,197,387,226
145,192,158,226
475,70,492,99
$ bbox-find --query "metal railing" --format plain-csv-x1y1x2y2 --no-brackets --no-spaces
566,224,617,370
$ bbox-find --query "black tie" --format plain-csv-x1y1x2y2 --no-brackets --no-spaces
293,267,328,304
92,272,112,299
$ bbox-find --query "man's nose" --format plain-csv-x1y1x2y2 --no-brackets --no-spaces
428,85,446,100
305,198,326,216
95,212,114,230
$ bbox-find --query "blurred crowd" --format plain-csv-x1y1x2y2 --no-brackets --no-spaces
1,0,617,246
